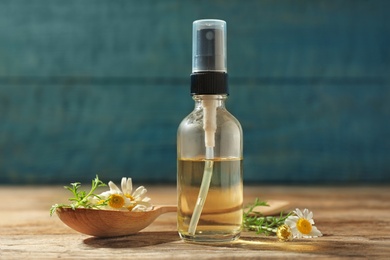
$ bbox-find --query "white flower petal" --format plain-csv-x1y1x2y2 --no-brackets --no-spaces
132,205,147,212
294,208,304,218
290,227,301,238
119,177,132,195
302,208,310,218
97,190,114,199
88,196,100,204
121,178,127,194
309,226,323,237
307,210,313,220
133,186,147,198
285,216,298,227
126,178,133,194
123,197,133,206
141,196,151,202
132,201,153,212
108,181,121,193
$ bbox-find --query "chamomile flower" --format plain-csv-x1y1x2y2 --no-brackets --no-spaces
119,177,153,212
277,224,293,242
95,177,153,212
285,208,322,239
92,182,133,210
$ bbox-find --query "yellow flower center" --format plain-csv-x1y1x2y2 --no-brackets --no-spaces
277,224,293,242
127,205,135,211
125,194,135,201
296,218,312,234
124,194,136,211
109,194,125,209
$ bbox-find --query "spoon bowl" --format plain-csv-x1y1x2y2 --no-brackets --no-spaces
56,205,177,237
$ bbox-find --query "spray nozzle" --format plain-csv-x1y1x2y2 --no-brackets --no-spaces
192,19,227,73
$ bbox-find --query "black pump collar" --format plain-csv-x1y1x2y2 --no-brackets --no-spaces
190,72,228,95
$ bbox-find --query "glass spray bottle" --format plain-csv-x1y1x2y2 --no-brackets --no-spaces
177,19,243,242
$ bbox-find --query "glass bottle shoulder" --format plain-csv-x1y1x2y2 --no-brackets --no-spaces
179,106,241,130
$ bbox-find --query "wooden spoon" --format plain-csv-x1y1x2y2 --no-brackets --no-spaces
56,200,290,237
56,205,177,238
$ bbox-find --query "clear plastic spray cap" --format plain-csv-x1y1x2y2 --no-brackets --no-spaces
192,19,227,73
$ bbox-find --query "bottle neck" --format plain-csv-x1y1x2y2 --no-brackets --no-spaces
193,94,227,109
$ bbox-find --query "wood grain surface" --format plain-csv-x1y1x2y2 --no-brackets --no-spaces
1,185,389,259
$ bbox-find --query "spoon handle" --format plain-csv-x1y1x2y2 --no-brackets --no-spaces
157,205,177,214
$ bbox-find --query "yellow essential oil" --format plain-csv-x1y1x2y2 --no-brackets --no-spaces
177,157,243,242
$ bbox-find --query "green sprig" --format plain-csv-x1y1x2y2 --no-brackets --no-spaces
243,198,291,236
50,175,108,216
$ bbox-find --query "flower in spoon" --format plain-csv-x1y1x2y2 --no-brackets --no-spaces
50,175,153,216
90,177,153,212
50,176,177,237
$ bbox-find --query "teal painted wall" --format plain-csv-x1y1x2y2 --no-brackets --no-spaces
0,0,389,184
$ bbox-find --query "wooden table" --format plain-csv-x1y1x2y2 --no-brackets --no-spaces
1,185,389,259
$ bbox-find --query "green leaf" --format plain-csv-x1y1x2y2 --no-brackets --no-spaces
49,175,108,216
243,198,292,236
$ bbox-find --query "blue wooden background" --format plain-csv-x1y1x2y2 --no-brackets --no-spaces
0,0,389,185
